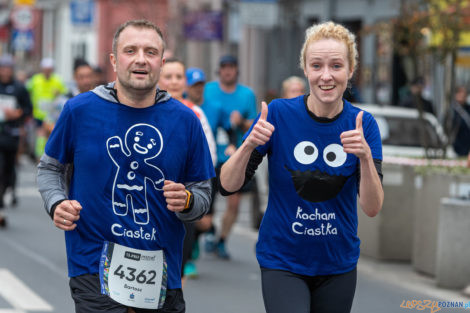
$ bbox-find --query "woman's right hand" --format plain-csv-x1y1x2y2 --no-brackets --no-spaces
245,101,274,149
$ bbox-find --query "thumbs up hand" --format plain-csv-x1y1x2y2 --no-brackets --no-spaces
340,111,371,160
245,101,275,149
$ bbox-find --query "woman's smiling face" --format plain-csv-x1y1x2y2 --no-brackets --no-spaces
303,38,353,108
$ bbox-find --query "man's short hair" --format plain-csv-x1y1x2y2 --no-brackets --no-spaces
112,19,166,57
73,58,90,72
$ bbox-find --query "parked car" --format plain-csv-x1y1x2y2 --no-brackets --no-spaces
356,104,455,158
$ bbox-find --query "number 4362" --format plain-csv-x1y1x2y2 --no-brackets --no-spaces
113,265,156,285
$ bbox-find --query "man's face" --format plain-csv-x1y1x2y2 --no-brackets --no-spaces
74,65,95,93
110,26,164,93
187,82,205,104
0,66,13,83
219,63,238,86
42,67,53,79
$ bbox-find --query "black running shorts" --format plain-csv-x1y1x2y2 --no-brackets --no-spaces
69,274,185,313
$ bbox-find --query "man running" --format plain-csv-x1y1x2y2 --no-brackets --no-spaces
203,55,257,259
37,19,214,313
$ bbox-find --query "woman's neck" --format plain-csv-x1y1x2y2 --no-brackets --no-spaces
307,96,343,119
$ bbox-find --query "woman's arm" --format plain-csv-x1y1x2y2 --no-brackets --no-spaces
341,111,384,217
220,101,274,192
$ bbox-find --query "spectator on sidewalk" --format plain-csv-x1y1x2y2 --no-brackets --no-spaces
448,86,470,157
399,77,435,115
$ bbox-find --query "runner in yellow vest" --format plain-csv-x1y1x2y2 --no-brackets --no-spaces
27,58,67,159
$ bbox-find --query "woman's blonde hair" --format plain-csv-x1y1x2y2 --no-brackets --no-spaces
299,21,358,74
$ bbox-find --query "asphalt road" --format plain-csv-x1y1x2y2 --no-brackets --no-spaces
0,159,468,313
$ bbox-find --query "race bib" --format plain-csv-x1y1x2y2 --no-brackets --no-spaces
99,242,167,309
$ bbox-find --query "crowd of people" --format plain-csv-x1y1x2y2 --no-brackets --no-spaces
0,17,467,313
0,53,108,227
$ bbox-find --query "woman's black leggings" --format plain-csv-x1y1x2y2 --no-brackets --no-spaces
261,267,357,313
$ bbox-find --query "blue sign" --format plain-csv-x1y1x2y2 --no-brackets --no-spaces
184,11,223,41
12,29,34,51
70,0,94,26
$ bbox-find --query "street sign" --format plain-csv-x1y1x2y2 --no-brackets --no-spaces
12,29,34,51
70,0,94,26
11,6,36,31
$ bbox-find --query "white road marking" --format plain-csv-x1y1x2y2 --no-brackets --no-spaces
0,269,53,311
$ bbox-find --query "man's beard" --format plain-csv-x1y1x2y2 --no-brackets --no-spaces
120,73,157,92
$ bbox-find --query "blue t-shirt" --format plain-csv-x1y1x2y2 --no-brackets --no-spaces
45,91,214,289
199,97,228,140
203,81,257,165
247,96,382,276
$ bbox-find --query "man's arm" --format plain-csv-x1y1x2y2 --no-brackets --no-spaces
175,179,212,223
37,154,69,218
38,154,82,230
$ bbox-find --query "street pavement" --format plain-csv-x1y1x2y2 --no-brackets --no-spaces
0,158,469,313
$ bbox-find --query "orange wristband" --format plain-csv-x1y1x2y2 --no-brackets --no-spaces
184,189,192,210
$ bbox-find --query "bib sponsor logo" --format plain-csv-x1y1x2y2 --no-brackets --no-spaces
125,251,141,261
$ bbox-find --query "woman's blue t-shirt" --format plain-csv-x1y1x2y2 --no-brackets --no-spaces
246,96,382,276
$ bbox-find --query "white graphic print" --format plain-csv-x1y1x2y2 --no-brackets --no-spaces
107,123,165,225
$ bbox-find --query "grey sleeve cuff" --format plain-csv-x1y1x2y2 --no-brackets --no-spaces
37,154,69,218
175,179,212,222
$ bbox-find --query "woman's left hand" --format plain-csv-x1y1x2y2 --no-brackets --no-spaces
340,111,371,160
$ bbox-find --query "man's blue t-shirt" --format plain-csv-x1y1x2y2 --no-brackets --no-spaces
45,91,214,289
246,96,382,276
203,81,257,165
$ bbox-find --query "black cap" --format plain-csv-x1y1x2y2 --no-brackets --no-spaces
219,55,238,67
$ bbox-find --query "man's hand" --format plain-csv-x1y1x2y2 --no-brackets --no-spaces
245,101,274,149
163,180,188,213
53,200,82,231
224,144,236,156
340,111,371,160
230,111,243,128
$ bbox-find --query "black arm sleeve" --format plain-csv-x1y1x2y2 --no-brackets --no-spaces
218,149,264,196
357,158,383,195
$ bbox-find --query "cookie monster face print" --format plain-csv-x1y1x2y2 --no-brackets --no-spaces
286,140,351,202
